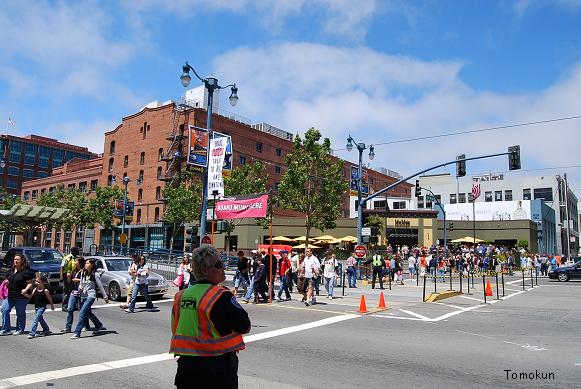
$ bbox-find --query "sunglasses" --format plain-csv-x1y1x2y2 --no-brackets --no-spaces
213,261,225,269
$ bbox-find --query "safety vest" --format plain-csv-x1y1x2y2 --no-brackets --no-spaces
170,283,245,357
372,254,383,267
63,254,75,274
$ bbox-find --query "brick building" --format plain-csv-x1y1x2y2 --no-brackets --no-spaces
0,134,97,195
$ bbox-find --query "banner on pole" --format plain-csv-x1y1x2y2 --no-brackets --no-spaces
187,126,233,172
207,137,226,199
215,194,268,219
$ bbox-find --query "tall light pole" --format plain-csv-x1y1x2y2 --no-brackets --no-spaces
180,62,238,239
121,176,130,237
346,135,374,245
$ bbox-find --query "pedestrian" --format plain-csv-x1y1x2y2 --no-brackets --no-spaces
60,247,78,310
296,254,308,303
289,250,299,293
1,254,34,335
71,258,109,339
170,245,251,389
126,256,154,313
252,257,268,303
26,274,54,339
304,248,321,305
62,256,91,333
176,255,192,291
120,255,139,310
233,251,250,297
364,251,385,289
276,250,292,302
408,254,416,279
322,250,338,300
346,252,357,288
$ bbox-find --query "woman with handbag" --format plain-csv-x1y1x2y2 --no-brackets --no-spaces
1,254,34,335
174,256,191,291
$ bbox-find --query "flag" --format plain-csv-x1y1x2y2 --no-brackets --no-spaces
8,117,14,126
471,183,481,201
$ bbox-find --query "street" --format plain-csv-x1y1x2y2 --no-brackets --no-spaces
0,275,580,388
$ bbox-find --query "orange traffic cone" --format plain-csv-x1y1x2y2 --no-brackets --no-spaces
485,280,493,297
358,294,368,313
378,291,387,309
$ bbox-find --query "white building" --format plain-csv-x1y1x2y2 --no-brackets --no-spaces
413,173,578,256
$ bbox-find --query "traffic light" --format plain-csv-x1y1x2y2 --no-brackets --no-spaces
415,180,421,198
456,154,466,177
448,222,454,231
125,202,134,217
185,226,199,252
508,145,521,170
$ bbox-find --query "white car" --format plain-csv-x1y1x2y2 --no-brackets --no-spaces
88,256,168,301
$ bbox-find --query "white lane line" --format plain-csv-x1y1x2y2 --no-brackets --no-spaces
0,313,358,388
399,309,432,321
430,304,483,321
432,302,465,310
369,315,426,321
455,330,494,340
12,299,175,315
458,295,484,302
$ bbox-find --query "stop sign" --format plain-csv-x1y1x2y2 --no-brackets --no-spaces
354,245,366,258
201,235,212,245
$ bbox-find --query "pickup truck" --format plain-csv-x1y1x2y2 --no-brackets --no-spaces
0,247,64,295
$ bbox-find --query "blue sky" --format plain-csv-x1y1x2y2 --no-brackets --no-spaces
1,0,581,189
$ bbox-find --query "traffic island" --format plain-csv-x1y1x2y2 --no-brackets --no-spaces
425,291,463,302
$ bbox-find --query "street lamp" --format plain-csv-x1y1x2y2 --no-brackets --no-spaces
180,61,239,239
346,135,374,245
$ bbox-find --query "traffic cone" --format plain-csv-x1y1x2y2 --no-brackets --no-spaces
378,291,387,309
485,280,493,297
358,294,368,313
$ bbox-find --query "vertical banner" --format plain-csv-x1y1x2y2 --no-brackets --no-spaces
207,137,226,199
187,126,209,167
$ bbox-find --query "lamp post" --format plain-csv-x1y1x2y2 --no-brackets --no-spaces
180,62,238,240
346,135,374,245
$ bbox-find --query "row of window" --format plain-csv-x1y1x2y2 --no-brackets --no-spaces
108,149,165,173
417,187,553,208
6,166,49,178
23,180,99,201
8,141,91,163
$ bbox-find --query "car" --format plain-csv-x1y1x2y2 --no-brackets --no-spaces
0,247,63,294
87,256,168,301
548,261,581,282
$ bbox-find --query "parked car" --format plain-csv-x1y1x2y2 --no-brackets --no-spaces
548,261,581,282
87,256,168,301
0,247,63,294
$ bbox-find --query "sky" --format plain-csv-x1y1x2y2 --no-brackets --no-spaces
1,0,581,192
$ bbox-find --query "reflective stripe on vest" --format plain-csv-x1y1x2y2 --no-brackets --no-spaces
372,255,383,267
169,284,245,357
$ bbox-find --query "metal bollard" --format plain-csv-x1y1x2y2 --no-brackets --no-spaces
535,268,538,286
449,266,453,291
482,274,487,304
460,270,463,293
522,269,525,290
495,272,500,300
530,268,534,288
501,271,505,297
342,270,346,297
423,274,426,302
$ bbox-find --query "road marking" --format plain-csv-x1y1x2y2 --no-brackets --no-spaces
0,313,358,388
432,302,465,310
455,330,548,352
12,299,175,315
399,309,432,321
455,330,494,339
458,295,484,302
369,314,426,321
250,303,349,315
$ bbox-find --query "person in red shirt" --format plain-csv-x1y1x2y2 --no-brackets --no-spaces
276,251,292,302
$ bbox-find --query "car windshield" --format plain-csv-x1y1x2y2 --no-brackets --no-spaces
24,249,63,265
104,258,133,272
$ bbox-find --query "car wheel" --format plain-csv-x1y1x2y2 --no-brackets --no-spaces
108,282,122,301
557,273,569,282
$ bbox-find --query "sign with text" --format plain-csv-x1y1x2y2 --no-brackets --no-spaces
444,200,532,221
187,126,233,172
207,137,226,199
361,227,371,236
354,245,366,258
215,194,269,220
349,166,369,197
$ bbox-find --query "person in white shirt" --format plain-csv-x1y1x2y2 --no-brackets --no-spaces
125,256,154,313
408,254,417,279
322,250,338,299
303,248,321,306
289,251,299,293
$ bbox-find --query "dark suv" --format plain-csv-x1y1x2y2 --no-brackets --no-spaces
0,247,64,294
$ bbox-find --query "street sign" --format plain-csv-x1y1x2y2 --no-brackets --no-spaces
201,235,212,244
354,245,366,258
119,233,127,244
426,194,435,202
361,227,371,236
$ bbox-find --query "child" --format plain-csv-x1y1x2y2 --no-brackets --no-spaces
27,274,54,339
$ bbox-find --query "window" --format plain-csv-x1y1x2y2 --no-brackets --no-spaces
8,166,19,176
256,142,263,153
79,182,87,192
91,180,98,192
107,175,114,186
505,190,513,201
68,183,75,190
393,201,406,210
49,187,56,195
138,188,143,202
275,148,282,157
495,191,502,201
485,191,493,202
154,207,160,222
36,171,49,178
435,195,441,204
374,200,387,209
523,188,531,200
468,193,474,202
32,190,38,200
239,155,246,165
9,140,22,153
22,169,34,178
141,122,149,140
41,188,45,195
425,197,433,209
39,158,49,168
140,152,145,165
534,187,553,202
7,180,17,189
24,156,35,165
136,209,142,224
458,193,466,203
158,148,164,161
123,155,128,168
23,192,30,201
109,141,115,155
138,170,144,183
450,194,457,204
418,195,424,208
39,146,49,157
157,166,163,179
9,152,21,163
274,165,281,174
156,186,161,200
108,157,114,172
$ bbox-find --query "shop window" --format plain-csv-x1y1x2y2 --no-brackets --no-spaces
505,190,513,201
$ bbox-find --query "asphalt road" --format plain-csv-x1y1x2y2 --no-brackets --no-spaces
0,276,580,389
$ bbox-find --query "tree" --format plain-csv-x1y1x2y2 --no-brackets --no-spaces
278,127,347,247
87,186,125,229
222,162,268,251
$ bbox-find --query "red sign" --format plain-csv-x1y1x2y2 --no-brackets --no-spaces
201,235,212,245
215,194,268,220
354,245,366,258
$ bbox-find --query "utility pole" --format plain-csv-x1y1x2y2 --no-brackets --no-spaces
564,173,571,261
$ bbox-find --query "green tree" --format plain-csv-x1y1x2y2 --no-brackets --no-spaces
88,186,125,229
278,127,347,247
163,171,202,250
